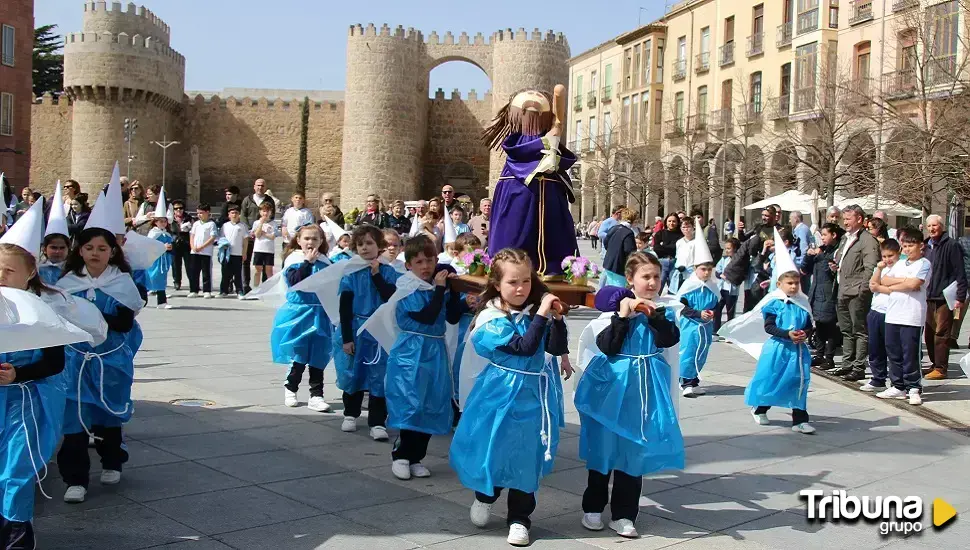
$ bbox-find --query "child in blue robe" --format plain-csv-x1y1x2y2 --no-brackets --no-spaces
450,248,570,548
273,224,334,413
384,236,466,481
449,232,483,426
574,253,684,539
146,216,175,308
329,234,352,263
676,238,719,398
335,226,401,440
56,227,144,504
38,234,70,285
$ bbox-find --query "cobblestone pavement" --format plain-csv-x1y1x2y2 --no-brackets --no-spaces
33,241,970,549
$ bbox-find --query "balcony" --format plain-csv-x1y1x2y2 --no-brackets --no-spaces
695,52,710,73
892,0,918,11
747,33,764,57
793,87,817,112
719,41,735,67
573,94,583,112
0,122,11,136
672,59,687,81
777,21,793,47
709,108,733,132
600,85,612,103
687,113,707,133
587,90,597,109
849,1,874,25
925,55,958,87
883,69,917,99
740,103,763,126
664,118,685,139
769,95,791,119
796,8,819,35
848,77,873,104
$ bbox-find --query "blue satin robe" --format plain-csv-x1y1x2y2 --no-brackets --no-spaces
678,285,719,380
271,260,333,368
145,232,174,292
744,299,812,411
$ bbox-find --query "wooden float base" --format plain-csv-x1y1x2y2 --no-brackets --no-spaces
450,275,597,308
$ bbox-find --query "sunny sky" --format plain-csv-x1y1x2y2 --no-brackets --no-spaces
35,0,668,98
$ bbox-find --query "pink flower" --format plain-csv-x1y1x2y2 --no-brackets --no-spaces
461,252,474,265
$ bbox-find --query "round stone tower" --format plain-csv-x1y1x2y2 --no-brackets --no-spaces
340,24,428,208
488,28,570,186
63,1,185,193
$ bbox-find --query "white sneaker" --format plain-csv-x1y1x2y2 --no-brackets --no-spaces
908,388,923,406
609,519,639,538
392,459,411,480
100,469,122,485
340,416,357,432
369,426,389,441
203,292,214,299
682,386,695,397
859,382,883,393
692,386,706,396
158,304,173,309
284,389,298,407
63,485,87,503
409,463,431,478
186,292,199,298
751,408,769,425
507,523,530,546
876,387,907,400
792,422,816,434
581,512,604,531
307,396,331,412
470,500,492,527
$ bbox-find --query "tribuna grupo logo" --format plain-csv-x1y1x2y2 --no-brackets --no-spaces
800,490,957,536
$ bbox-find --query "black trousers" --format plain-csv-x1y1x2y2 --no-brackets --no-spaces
714,290,738,332
285,363,323,397
743,289,756,313
343,391,387,426
476,488,537,529
0,518,34,550
188,255,212,293
57,428,129,488
815,320,840,358
154,290,167,306
171,241,191,288
582,469,642,522
391,429,431,463
220,255,243,294
242,237,254,293
754,406,809,426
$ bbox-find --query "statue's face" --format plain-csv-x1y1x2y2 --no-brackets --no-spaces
511,91,551,113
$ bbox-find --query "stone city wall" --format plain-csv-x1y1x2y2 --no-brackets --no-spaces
29,95,74,194
423,89,493,203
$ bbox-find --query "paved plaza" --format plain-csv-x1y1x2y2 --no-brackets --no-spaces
31,242,970,549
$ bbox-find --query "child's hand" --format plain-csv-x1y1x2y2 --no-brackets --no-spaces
343,342,355,355
877,261,886,269
789,330,806,344
828,260,838,272
701,310,714,321
560,355,574,380
0,363,15,385
304,247,320,264
618,297,635,318
370,259,381,275
762,239,774,252
759,280,769,289
465,294,480,309
433,270,449,287
538,293,560,317
165,244,173,251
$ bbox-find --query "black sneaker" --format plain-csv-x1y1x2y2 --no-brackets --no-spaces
829,365,854,377
842,370,866,382
820,358,838,370
810,356,825,367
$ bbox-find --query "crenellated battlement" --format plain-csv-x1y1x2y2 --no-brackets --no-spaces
64,31,185,66
83,1,171,45
491,27,568,47
348,23,566,47
34,93,73,106
429,88,493,105
186,94,345,113
348,23,424,41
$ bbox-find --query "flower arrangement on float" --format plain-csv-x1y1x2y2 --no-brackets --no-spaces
561,255,600,285
456,249,492,276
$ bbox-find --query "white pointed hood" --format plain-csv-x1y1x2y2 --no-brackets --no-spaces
408,212,422,238
443,208,458,244
772,226,799,282
46,181,70,238
86,162,125,236
153,186,172,221
323,216,348,240
0,199,43,258
692,233,714,266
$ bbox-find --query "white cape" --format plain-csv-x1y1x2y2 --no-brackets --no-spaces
41,290,109,347
0,287,94,353
676,272,720,301
357,271,459,367
289,255,374,325
575,296,683,418
57,265,145,314
123,230,168,271
717,289,812,359
243,251,330,303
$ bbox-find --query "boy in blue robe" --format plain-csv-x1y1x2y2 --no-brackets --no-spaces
146,216,175,308
676,237,720,397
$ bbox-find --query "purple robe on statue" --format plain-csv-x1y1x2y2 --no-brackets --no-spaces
487,133,579,277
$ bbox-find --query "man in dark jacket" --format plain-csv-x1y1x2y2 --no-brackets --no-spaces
602,211,637,283
923,214,967,380
386,200,411,235
218,186,242,229
653,214,681,292
170,199,195,291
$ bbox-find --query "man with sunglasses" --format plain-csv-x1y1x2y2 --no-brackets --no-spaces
441,184,457,211
61,179,81,216
318,192,345,228
170,199,195,292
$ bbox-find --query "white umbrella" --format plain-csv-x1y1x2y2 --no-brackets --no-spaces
836,195,921,218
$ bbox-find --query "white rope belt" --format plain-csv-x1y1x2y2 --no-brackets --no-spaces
490,362,555,461
17,383,52,500
616,352,662,443
67,342,129,439
401,329,445,339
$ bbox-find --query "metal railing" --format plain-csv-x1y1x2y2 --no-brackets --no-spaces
695,52,710,73
672,59,687,81
769,95,791,119
777,21,793,47
664,118,685,138
587,90,597,108
747,33,764,57
793,87,817,112
849,0,874,25
797,8,819,35
892,0,918,11
925,55,957,87
601,85,612,103
0,122,11,136
848,77,873,103
687,113,707,133
741,103,763,125
574,94,583,111
709,108,733,131
883,69,917,98
719,41,735,67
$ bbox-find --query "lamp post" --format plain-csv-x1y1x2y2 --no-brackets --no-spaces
123,118,138,179
149,136,180,189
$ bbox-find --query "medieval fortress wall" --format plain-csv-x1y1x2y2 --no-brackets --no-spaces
30,3,570,206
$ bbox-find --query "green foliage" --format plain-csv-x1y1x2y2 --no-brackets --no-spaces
297,96,309,194
345,207,360,226
33,25,64,97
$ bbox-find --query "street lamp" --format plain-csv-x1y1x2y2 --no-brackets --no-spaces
149,136,180,189
123,118,138,179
